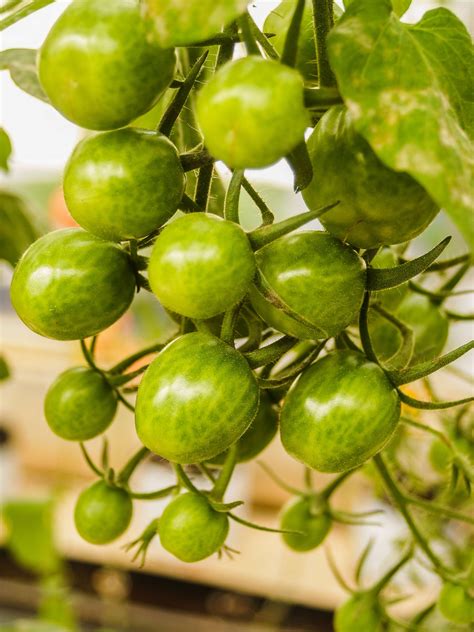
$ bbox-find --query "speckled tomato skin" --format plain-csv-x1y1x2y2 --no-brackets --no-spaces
74,481,133,545
38,0,176,130
250,232,366,339
196,57,310,168
148,213,256,320
303,106,439,248
10,228,136,340
159,493,229,562
208,392,278,466
280,351,400,472
63,129,185,241
135,332,260,463
280,497,332,552
44,367,117,441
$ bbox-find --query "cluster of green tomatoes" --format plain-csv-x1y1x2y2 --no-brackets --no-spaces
7,0,473,628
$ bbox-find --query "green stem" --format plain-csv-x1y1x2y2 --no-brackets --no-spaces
409,281,473,302
246,13,279,60
220,301,242,346
373,454,448,575
117,447,149,485
244,336,297,368
285,141,314,193
224,169,244,223
173,464,200,494
304,86,342,108
358,292,378,363
179,192,204,213
195,163,214,210
108,364,149,386
371,547,413,595
109,343,164,374
398,390,474,410
237,12,261,56
257,460,304,495
404,496,474,525
180,149,214,172
406,253,471,272
248,201,338,250
80,339,98,371
0,0,54,31
228,512,301,535
127,485,178,500
258,340,326,389
211,443,238,501
241,178,274,226
115,389,135,412
312,0,336,87
372,303,414,370
445,309,474,321
281,0,306,67
433,262,470,306
79,443,103,478
321,469,356,500
158,51,209,136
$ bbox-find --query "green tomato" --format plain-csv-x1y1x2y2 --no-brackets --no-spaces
10,229,136,340
302,106,439,249
334,593,384,632
143,0,248,47
159,492,229,562
280,496,332,552
280,351,400,472
370,248,408,312
38,0,176,130
148,213,256,320
44,367,117,441
196,56,310,168
438,583,474,625
369,293,449,367
74,481,133,545
428,439,452,473
208,392,278,466
63,129,185,241
135,332,260,463
250,232,366,339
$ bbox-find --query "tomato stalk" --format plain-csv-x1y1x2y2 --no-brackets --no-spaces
285,141,314,193
179,149,214,172
220,301,243,346
398,389,474,411
109,342,165,374
244,335,297,369
257,340,326,389
210,443,239,502
304,86,342,109
245,13,279,60
281,0,306,68
371,302,414,370
237,12,262,57
240,177,274,226
373,454,450,577
116,447,149,485
358,291,378,364
224,169,244,223
311,0,336,87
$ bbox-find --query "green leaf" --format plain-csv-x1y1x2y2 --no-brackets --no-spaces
328,1,474,252
0,48,50,102
0,190,38,266
3,498,61,575
0,127,12,171
0,354,10,380
343,0,412,17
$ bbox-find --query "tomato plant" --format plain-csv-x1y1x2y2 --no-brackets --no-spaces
3,0,473,627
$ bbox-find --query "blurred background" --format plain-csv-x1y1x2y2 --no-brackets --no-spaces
0,1,472,630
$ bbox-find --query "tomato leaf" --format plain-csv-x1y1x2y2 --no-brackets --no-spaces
0,190,38,266
328,1,474,252
0,127,12,171
343,0,412,18
0,48,50,103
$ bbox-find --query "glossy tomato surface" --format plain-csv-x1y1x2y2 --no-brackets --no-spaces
159,492,229,562
38,0,176,130
74,481,132,545
148,213,256,319
10,229,136,340
196,56,309,168
303,106,439,248
135,332,259,463
64,129,185,241
208,392,278,465
44,367,117,441
143,0,248,47
280,496,332,551
251,232,366,339
280,351,400,472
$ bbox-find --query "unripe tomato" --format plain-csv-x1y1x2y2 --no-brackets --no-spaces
159,493,229,562
148,213,256,320
63,129,185,241
369,293,449,367
302,106,439,248
208,392,278,466
334,593,384,632
38,0,176,130
74,481,133,545
250,232,366,339
280,496,332,551
280,351,400,472
143,0,248,48
428,439,452,473
10,229,136,340
196,57,310,168
438,582,474,624
44,368,117,441
135,332,259,463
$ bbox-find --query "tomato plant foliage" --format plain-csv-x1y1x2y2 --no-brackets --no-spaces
2,0,473,627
